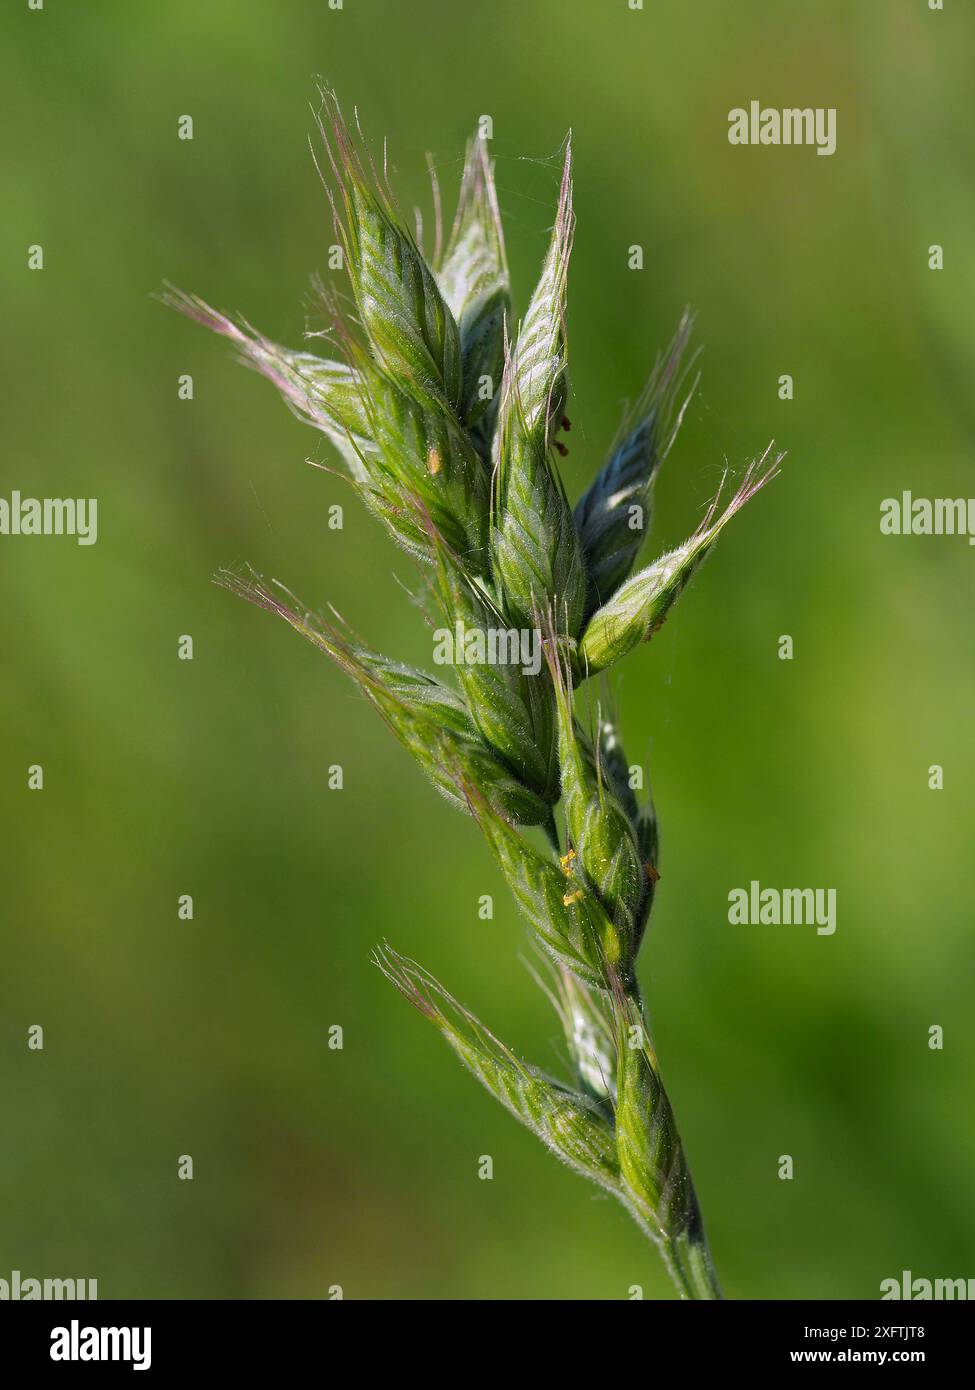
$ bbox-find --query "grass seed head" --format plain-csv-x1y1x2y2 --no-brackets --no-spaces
171,91,780,1300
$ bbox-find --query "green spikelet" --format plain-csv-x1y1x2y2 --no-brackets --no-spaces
428,526,558,805
592,714,660,945
319,90,462,410
218,569,550,826
578,448,783,678
491,145,586,636
158,289,377,482
574,313,696,618
612,986,722,1298
463,780,625,986
376,945,621,1191
354,368,491,572
437,135,510,454
545,646,645,976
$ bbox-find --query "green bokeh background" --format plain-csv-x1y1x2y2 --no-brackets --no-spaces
2,0,972,1300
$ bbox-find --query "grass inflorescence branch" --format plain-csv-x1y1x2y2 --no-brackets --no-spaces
167,85,782,1299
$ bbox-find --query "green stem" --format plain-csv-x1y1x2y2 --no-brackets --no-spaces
660,1221,724,1300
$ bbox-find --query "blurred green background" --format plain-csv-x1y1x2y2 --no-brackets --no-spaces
2,0,973,1300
